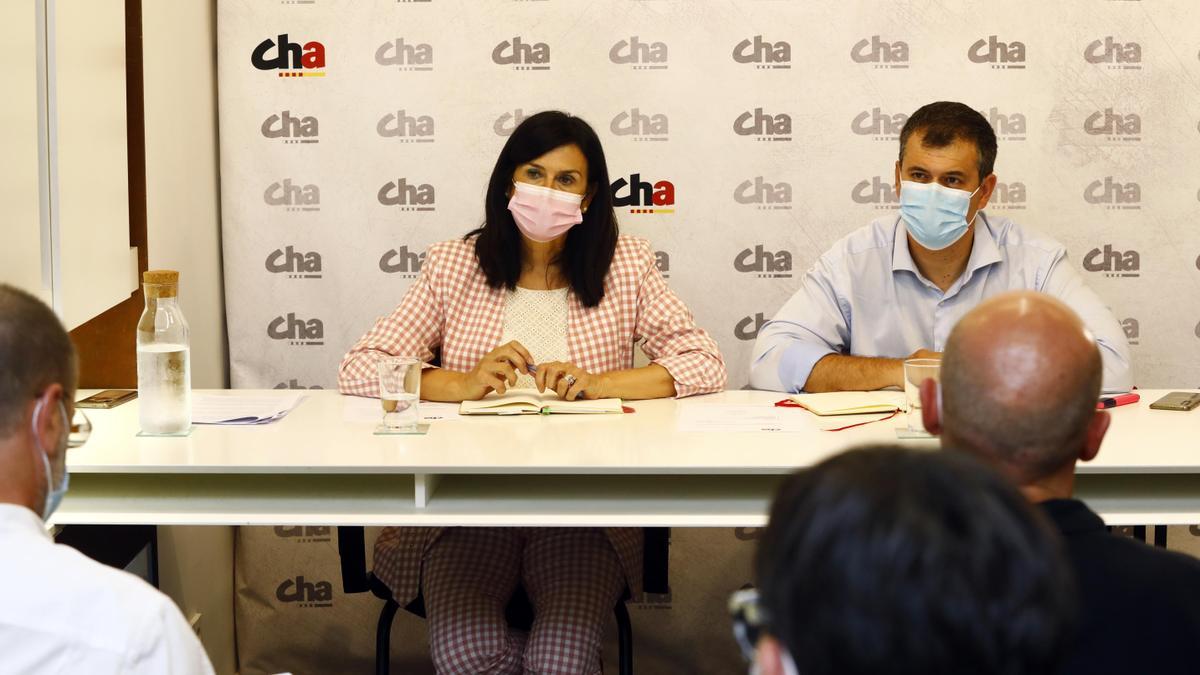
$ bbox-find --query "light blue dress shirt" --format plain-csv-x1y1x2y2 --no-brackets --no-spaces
750,213,1133,393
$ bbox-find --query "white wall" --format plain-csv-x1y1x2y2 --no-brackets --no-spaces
143,0,227,389
0,1,48,303
142,3,234,674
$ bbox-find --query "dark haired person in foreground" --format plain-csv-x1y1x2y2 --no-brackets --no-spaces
0,285,213,674
740,446,1075,675
340,111,725,673
922,291,1200,675
750,100,1131,394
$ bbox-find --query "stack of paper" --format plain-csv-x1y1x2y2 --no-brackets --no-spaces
191,392,306,425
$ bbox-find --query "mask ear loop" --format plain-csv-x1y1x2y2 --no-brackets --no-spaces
965,177,989,228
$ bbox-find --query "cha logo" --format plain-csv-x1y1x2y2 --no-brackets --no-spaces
264,179,320,212
1083,245,1140,278
609,37,668,70
494,109,529,136
1084,177,1141,210
852,177,898,209
734,177,792,210
990,181,1027,210
1084,108,1141,141
379,246,426,277
274,379,324,391
733,35,791,69
733,108,792,141
734,313,767,341
267,314,325,346
1085,37,1142,69
735,245,793,278
377,110,435,143
980,107,1026,141
655,250,670,278
1120,318,1140,345
251,34,325,77
968,35,1026,69
492,37,550,70
375,38,433,71
261,111,318,144
378,179,436,211
265,246,323,279
851,35,909,68
611,108,669,142
274,526,332,543
611,173,675,214
275,576,333,608
851,107,908,140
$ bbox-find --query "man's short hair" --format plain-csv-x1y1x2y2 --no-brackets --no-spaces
899,101,998,181
0,284,78,436
756,446,1076,675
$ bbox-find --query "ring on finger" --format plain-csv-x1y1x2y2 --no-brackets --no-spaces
564,374,577,388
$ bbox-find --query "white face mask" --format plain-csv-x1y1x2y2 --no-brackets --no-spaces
31,398,70,520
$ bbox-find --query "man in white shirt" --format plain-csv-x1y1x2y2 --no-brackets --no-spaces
749,101,1132,394
0,284,214,675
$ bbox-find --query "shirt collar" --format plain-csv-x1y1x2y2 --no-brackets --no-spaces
1038,498,1106,536
890,213,1004,281
0,502,50,540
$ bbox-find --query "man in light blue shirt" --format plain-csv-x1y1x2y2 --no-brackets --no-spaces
750,101,1132,394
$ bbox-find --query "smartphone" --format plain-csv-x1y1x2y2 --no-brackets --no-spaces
76,389,137,409
1149,392,1200,412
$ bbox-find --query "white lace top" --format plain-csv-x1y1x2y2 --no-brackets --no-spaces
499,286,570,389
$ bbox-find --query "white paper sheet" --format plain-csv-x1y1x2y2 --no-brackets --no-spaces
191,392,306,425
676,404,811,433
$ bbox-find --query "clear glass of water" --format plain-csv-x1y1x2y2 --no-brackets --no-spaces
903,358,941,432
378,357,421,431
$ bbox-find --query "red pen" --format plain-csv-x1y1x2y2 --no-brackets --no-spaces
1097,393,1139,409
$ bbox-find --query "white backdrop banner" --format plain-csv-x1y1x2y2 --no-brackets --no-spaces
218,0,1200,390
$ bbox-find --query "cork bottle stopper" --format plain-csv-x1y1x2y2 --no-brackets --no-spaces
143,270,180,298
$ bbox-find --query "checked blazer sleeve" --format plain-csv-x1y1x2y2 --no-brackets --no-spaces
338,246,446,397
630,240,727,398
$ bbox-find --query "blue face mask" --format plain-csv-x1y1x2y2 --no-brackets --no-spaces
32,398,70,520
898,180,982,251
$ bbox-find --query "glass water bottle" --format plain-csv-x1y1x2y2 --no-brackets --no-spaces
136,270,192,433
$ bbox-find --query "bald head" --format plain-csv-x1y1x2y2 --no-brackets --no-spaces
940,292,1103,481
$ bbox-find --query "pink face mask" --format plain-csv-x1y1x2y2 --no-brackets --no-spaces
507,181,585,243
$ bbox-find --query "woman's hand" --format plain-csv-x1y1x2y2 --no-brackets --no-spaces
461,341,535,400
534,361,610,401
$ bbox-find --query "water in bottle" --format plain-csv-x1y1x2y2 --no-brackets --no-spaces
137,270,192,434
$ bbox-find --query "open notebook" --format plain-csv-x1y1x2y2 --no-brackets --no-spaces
459,390,624,416
787,391,907,416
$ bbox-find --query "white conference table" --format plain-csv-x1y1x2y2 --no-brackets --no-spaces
53,389,1200,528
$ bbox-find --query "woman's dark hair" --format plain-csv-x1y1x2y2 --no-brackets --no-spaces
467,111,618,308
756,446,1077,675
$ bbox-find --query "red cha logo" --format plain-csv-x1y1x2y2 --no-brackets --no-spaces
252,34,326,78
612,173,675,215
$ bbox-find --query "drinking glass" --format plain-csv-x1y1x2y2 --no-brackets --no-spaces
903,358,941,432
377,357,421,431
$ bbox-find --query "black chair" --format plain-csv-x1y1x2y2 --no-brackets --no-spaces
338,526,671,675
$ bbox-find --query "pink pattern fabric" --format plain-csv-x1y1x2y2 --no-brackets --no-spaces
423,527,625,674
338,234,727,399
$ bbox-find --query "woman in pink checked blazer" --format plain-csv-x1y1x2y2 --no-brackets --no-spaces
339,111,725,674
